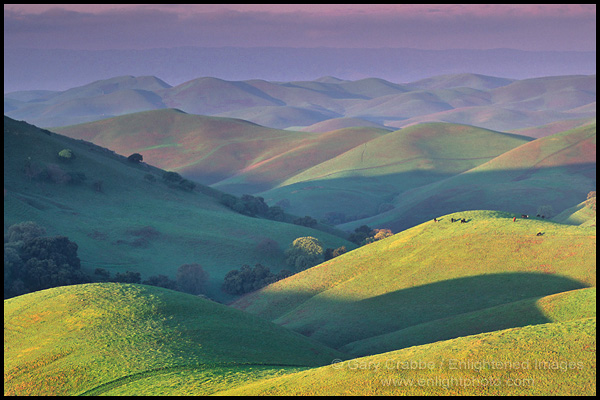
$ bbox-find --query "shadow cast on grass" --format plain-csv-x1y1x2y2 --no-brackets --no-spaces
265,272,589,353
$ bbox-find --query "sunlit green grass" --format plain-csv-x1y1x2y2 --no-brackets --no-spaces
4,283,345,396
217,318,596,396
233,210,596,349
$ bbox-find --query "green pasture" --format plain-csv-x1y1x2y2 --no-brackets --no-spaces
233,210,596,349
4,283,344,396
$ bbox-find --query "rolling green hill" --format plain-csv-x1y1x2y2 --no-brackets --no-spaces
217,317,596,396
553,198,596,227
341,123,596,233
259,123,532,222
233,210,596,351
4,116,354,302
4,283,345,396
52,109,389,194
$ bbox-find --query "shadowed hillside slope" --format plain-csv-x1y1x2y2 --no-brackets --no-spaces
341,123,596,233
52,109,389,193
259,123,532,222
4,116,353,302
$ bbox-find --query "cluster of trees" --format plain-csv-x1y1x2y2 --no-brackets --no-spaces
161,171,196,192
324,245,347,261
219,193,285,220
4,222,88,298
4,221,212,299
348,225,393,246
5,219,395,300
222,264,291,295
94,263,210,296
292,215,318,228
24,156,87,185
24,150,104,191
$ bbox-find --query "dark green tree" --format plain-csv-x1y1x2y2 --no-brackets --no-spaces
112,271,142,284
176,263,209,295
143,274,179,290
127,153,143,163
18,236,88,292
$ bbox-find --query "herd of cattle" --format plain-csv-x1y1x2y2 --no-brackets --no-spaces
433,213,546,236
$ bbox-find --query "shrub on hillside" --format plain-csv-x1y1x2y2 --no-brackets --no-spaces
348,225,373,245
112,271,142,284
222,264,291,295
143,274,179,291
285,236,324,271
293,215,318,228
127,153,143,164
57,148,75,162
324,246,347,261
266,205,285,221
176,263,209,295
163,171,183,183
178,179,196,192
365,228,394,244
93,268,111,282
348,225,393,246
219,193,270,217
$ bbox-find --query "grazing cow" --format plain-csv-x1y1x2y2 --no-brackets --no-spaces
521,214,529,218
537,214,541,217
536,232,544,236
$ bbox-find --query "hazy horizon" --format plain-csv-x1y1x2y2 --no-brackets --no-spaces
4,4,596,92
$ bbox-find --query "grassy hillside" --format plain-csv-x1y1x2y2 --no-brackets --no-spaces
342,123,596,232
553,199,596,227
52,109,389,194
218,317,596,396
259,123,531,222
508,117,596,139
4,283,345,396
4,116,353,302
341,287,596,357
295,117,392,133
233,210,595,350
406,72,515,91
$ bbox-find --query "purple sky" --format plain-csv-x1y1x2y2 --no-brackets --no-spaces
4,4,596,51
